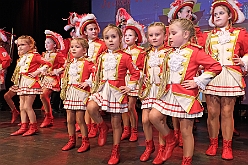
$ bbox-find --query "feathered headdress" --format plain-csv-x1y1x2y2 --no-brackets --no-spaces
45,30,65,50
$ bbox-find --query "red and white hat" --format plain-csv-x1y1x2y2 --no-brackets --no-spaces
124,18,147,44
75,13,100,37
209,0,245,27
45,30,65,50
63,12,80,31
116,8,132,28
0,29,7,42
168,0,197,22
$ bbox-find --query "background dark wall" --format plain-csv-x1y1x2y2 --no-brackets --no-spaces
0,0,91,109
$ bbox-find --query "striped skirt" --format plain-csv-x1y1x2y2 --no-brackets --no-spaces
203,67,244,96
63,85,90,110
141,83,159,110
90,81,128,113
41,76,60,91
125,74,139,97
9,85,19,93
153,89,203,119
17,75,42,95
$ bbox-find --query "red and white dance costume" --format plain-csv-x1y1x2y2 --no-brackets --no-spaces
140,45,168,109
90,49,140,113
0,46,11,89
152,43,221,165
202,0,248,160
62,57,93,110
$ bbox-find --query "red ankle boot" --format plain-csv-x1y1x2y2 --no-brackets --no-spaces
40,112,53,128
10,123,29,136
62,135,76,151
108,144,120,165
22,123,38,136
88,123,98,138
77,137,90,153
121,126,131,140
140,140,155,162
162,130,178,161
129,127,138,142
222,139,233,160
75,123,80,132
152,145,165,165
11,109,19,123
181,156,192,165
87,124,91,133
206,137,218,156
98,121,109,146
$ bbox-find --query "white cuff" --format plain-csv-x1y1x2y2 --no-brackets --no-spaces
127,84,136,91
37,65,49,73
193,77,206,90
241,58,248,72
85,79,92,88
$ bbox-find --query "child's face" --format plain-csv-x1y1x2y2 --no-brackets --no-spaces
17,39,32,55
84,23,99,40
70,40,87,58
103,29,121,51
178,6,193,20
45,38,56,51
147,26,165,47
213,6,230,28
124,29,138,46
169,22,188,48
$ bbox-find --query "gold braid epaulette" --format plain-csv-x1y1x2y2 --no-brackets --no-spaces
91,55,103,94
11,58,21,85
205,31,213,56
156,48,174,99
60,61,71,101
138,55,150,100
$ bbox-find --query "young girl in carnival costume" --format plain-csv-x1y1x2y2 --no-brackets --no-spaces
203,0,248,160
148,19,222,165
60,38,93,152
11,35,51,136
75,13,107,138
166,0,203,147
120,15,146,142
0,30,12,121
39,30,65,128
87,24,140,164
138,22,169,164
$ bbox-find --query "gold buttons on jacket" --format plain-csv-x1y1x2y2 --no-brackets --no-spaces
227,57,231,61
76,78,79,81
179,72,183,75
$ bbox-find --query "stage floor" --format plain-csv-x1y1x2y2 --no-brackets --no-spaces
0,110,248,165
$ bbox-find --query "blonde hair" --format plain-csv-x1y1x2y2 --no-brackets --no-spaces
103,24,122,39
148,22,166,35
170,18,196,41
72,38,89,49
17,35,35,50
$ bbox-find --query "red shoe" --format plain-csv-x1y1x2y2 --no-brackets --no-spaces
87,124,91,133
10,123,29,136
11,109,20,123
222,139,233,160
62,135,76,151
181,156,192,165
120,126,130,140
152,145,165,165
77,137,90,153
108,144,120,165
140,140,155,162
88,123,98,138
206,137,218,156
22,123,38,136
75,123,80,132
129,127,138,142
40,113,53,128
98,121,109,146
162,130,178,161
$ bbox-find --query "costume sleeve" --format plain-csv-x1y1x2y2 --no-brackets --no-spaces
193,49,222,90
0,48,11,70
34,53,52,73
239,30,248,71
195,26,204,47
125,54,140,90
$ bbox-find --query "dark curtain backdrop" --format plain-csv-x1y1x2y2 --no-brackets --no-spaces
0,0,91,109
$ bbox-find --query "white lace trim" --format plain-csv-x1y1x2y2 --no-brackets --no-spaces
148,50,162,67
217,29,231,45
103,50,117,71
68,59,79,76
169,49,185,72
88,40,95,59
193,77,206,90
18,55,27,66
